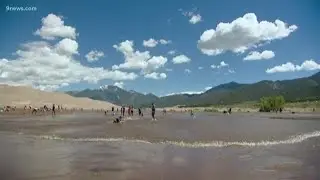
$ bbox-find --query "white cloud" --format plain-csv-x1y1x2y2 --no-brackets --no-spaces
143,38,172,48
144,56,168,73
165,91,203,96
220,61,228,67
0,14,137,91
181,8,202,24
172,54,191,64
113,81,124,88
0,40,137,91
112,40,167,74
189,14,202,24
144,72,167,80
163,85,212,96
168,50,176,55
159,39,172,45
143,38,158,48
184,69,191,73
165,68,173,72
228,69,236,74
198,66,203,70
198,13,297,56
55,38,79,55
266,60,320,73
34,14,77,40
211,61,229,69
244,50,275,61
85,50,104,62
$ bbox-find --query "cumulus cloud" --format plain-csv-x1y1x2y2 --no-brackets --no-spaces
34,14,77,40
159,39,172,45
244,50,275,61
181,8,202,24
266,60,320,73
0,14,137,91
211,61,229,69
220,61,228,67
55,38,79,55
85,50,104,62
165,68,173,72
184,69,191,73
198,66,204,70
168,50,176,55
205,86,212,91
113,81,124,88
189,14,202,24
198,13,297,56
143,38,172,48
143,38,158,48
144,72,167,80
172,55,191,64
112,40,167,74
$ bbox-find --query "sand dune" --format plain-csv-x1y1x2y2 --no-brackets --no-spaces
0,84,118,109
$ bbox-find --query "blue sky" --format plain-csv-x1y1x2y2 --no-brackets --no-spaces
0,0,319,96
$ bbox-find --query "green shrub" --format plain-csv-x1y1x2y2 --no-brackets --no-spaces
259,96,285,112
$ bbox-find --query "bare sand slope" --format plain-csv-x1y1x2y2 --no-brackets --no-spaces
0,84,118,109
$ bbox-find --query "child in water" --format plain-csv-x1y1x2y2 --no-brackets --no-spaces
113,116,122,123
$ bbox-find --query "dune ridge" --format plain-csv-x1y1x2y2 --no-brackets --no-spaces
0,84,118,109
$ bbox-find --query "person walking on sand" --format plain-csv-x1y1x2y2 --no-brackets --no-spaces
138,108,142,116
151,103,156,121
52,104,56,116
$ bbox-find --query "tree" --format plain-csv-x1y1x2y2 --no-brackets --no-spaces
259,95,285,112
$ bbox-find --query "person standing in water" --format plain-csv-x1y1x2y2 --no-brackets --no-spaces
151,103,156,121
112,106,115,116
52,104,56,116
190,110,195,119
163,109,166,115
131,105,134,116
122,106,125,117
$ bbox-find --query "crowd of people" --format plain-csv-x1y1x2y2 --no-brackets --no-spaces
112,103,157,123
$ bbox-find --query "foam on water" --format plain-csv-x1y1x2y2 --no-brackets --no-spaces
35,131,320,148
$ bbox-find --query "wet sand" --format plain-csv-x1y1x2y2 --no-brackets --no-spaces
1,111,320,180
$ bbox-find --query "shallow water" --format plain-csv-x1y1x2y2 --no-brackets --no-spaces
1,112,320,180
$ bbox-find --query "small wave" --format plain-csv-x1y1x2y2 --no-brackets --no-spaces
35,131,320,148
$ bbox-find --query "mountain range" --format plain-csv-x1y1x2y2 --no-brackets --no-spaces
66,71,320,108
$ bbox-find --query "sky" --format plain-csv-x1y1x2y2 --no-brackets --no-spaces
0,0,319,96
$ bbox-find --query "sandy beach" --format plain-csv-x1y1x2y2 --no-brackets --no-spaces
1,111,320,180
